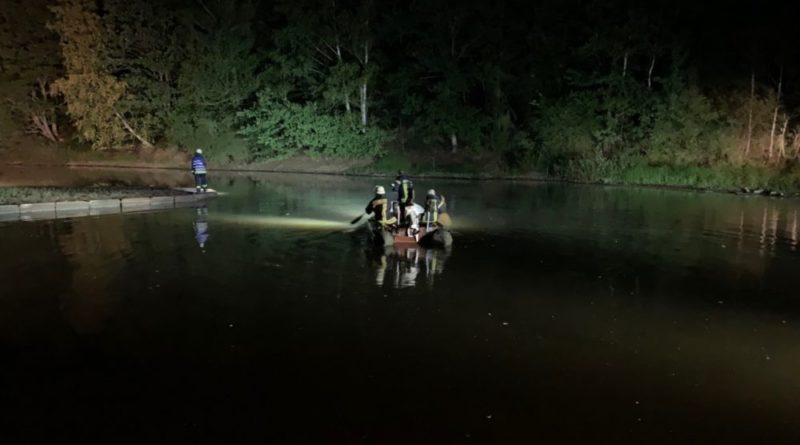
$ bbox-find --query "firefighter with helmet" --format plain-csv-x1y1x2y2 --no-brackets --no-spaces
191,148,209,193
365,185,397,227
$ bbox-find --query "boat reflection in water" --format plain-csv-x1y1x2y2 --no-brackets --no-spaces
194,206,210,251
369,244,451,289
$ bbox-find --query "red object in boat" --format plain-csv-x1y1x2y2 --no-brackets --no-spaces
392,226,428,244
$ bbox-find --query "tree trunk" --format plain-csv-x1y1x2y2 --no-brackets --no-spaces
622,52,628,78
794,132,800,160
37,78,48,99
26,78,61,143
768,66,783,162
335,41,351,114
115,111,153,148
450,133,458,154
647,55,655,89
30,113,61,143
360,83,367,128
360,42,369,128
450,21,456,58
196,0,217,21
745,70,754,157
778,114,789,161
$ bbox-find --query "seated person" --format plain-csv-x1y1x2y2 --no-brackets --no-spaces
424,189,450,227
405,203,420,237
365,185,397,228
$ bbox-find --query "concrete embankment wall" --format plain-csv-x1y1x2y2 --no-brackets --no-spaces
0,194,215,222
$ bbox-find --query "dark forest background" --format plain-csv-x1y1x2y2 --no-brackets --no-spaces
3,0,800,186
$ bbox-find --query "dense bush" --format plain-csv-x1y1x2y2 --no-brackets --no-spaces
533,77,751,184
6,0,800,189
166,114,249,162
238,96,389,160
646,88,733,166
536,92,602,173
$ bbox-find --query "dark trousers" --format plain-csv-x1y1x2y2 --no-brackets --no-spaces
194,173,208,191
397,200,412,225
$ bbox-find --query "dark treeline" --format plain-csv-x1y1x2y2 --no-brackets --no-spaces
3,0,800,185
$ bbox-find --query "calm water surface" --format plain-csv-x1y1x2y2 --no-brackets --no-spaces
2,169,800,443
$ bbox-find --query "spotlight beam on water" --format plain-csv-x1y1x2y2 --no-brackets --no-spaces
212,214,353,231
210,212,481,233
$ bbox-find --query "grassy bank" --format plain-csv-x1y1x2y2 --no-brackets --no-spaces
0,187,187,205
4,139,800,195
347,151,800,193
344,150,551,180
611,163,800,192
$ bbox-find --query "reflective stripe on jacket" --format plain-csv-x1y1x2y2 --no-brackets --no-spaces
425,194,446,222
192,155,207,174
366,197,388,222
366,196,397,226
394,176,414,203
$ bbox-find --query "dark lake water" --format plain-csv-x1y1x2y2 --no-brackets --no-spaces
2,169,800,443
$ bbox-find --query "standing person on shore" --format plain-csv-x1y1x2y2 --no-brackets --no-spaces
191,148,208,193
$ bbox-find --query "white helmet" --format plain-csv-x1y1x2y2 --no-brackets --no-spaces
195,148,203,154
427,189,436,196
374,185,386,195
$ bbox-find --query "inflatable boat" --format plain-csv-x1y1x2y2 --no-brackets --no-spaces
368,218,453,248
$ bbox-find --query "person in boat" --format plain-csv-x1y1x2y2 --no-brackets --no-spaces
404,202,421,237
392,170,414,223
191,148,209,193
365,185,397,228
424,189,451,228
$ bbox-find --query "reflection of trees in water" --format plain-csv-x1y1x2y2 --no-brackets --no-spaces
0,222,73,341
368,245,451,289
517,186,800,274
750,203,800,258
57,217,132,334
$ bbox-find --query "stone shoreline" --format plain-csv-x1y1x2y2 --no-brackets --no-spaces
0,191,217,222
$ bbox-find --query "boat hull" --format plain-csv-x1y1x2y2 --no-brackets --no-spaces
368,221,452,248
